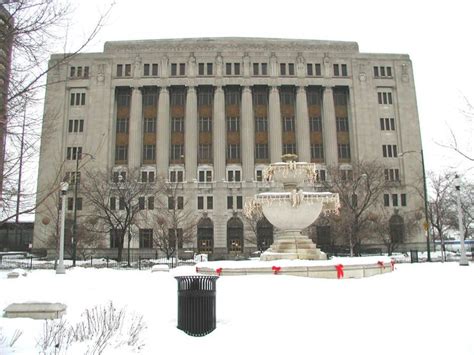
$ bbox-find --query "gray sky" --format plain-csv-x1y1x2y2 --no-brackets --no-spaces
65,0,474,175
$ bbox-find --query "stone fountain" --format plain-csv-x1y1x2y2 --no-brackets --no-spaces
245,154,339,261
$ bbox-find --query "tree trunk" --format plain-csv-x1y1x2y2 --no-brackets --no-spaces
127,235,131,267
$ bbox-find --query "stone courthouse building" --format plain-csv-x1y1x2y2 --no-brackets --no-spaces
33,38,425,258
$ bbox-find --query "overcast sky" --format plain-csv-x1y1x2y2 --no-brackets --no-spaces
64,0,474,175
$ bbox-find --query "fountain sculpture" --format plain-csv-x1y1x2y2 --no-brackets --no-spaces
245,154,339,261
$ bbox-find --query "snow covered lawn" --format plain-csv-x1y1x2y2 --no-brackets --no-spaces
0,262,473,355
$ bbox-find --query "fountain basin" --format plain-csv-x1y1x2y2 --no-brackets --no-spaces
256,192,339,230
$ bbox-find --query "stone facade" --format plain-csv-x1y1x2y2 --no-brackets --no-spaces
33,38,426,258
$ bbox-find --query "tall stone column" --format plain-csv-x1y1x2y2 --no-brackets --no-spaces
213,86,226,182
268,86,282,163
185,86,197,181
128,87,142,171
241,86,254,181
322,86,338,167
157,86,170,179
296,86,311,163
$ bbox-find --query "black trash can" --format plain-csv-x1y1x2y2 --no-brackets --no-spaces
410,250,418,263
175,276,219,336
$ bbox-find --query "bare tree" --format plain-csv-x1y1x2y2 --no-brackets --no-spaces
437,96,473,162
1,0,114,223
370,209,422,255
446,175,473,241
427,170,456,260
81,168,161,265
322,161,387,256
152,182,198,262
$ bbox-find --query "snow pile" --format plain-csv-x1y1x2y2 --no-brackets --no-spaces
0,262,473,355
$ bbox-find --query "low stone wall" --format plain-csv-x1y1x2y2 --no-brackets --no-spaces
196,260,394,279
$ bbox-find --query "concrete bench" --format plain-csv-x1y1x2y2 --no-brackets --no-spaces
151,264,170,272
3,302,67,320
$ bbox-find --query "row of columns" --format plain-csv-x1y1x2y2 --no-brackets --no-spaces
125,85,339,181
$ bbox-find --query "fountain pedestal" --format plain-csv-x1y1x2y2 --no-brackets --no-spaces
260,231,327,261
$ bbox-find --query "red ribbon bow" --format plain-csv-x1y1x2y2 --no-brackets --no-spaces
390,260,395,271
216,267,223,276
377,261,385,269
335,264,344,279
272,266,281,274
196,267,200,273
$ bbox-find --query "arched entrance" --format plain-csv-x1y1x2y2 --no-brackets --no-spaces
257,217,273,252
227,217,243,253
197,217,214,254
389,214,405,244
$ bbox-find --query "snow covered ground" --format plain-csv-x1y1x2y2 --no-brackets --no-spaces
0,261,473,355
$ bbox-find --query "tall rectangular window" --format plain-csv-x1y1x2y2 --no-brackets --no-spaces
311,144,324,160
144,118,156,133
255,144,268,160
143,63,150,76
115,145,128,162
255,117,268,132
116,118,129,133
171,117,184,132
341,64,348,76
253,63,259,75
288,63,295,76
179,63,186,75
309,116,322,132
336,117,349,132
227,196,233,210
392,194,399,207
207,196,213,210
124,64,131,76
152,63,158,76
338,144,351,159
197,196,204,209
199,117,212,132
139,229,153,248
307,63,313,76
280,63,286,75
143,145,156,161
226,117,240,132
383,194,390,207
171,144,184,160
282,144,296,155
283,116,295,132
401,193,407,207
227,144,240,160
198,144,212,160
261,63,268,75
171,63,177,76
315,64,321,76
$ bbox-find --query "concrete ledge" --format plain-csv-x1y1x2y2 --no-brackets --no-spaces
197,260,394,279
151,265,170,272
4,302,67,319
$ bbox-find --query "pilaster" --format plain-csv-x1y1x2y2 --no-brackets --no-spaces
128,87,142,171
296,86,311,162
322,86,338,166
241,86,254,181
213,86,226,181
268,86,282,162
157,86,170,178
185,86,198,181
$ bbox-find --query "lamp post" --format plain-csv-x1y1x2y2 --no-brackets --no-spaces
453,175,469,266
398,149,431,261
71,152,94,266
56,182,69,274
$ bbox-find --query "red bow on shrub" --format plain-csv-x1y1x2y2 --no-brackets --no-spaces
390,260,395,271
196,267,200,273
216,268,223,276
272,266,281,275
335,264,344,279
377,261,385,269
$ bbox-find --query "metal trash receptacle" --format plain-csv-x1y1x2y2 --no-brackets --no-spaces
410,250,418,263
175,276,219,336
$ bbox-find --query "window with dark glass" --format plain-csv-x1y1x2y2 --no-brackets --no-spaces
124,64,131,76
171,63,177,76
309,116,322,131
336,117,349,131
392,194,398,207
197,196,204,209
383,194,390,207
144,64,150,76
171,117,184,132
311,144,324,159
143,145,155,161
261,63,268,75
227,196,233,210
333,64,340,76
144,118,156,133
338,144,351,159
253,63,259,75
283,144,296,155
283,116,295,132
116,64,123,77
179,63,186,75
307,64,313,76
139,229,153,248
199,117,212,132
198,144,212,160
199,63,205,76
255,144,268,160
401,193,407,207
115,145,128,162
234,63,240,75
207,196,213,210
116,118,128,133
341,64,348,76
255,117,267,132
227,117,239,132
280,63,286,75
226,63,232,75
288,63,295,76
170,144,184,160
227,144,240,160
315,63,321,76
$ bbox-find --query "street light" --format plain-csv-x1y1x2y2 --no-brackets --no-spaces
453,175,469,266
398,149,431,262
56,181,69,274
71,152,94,266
